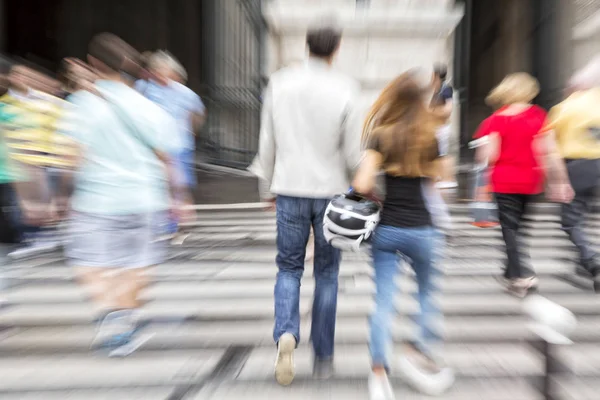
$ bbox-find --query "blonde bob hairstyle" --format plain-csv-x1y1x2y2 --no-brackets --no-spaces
485,72,540,107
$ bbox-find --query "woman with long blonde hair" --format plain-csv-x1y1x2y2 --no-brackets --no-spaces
354,71,454,400
479,73,572,296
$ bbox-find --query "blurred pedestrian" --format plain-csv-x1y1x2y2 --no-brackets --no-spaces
480,73,572,297
135,51,206,242
354,71,454,399
429,63,456,191
249,19,362,385
544,57,600,292
426,64,455,241
62,33,179,357
0,62,78,258
0,59,24,300
58,57,98,99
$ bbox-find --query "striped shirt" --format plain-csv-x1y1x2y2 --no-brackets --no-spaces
0,90,79,170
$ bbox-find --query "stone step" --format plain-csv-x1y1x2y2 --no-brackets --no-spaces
182,218,600,230
2,316,600,353
0,292,598,327
189,202,600,216
238,343,600,380
4,275,587,304
1,388,176,400
177,231,600,250
198,378,543,400
5,259,581,284
0,350,222,393
191,209,600,225
554,377,600,400
202,376,600,400
183,247,580,263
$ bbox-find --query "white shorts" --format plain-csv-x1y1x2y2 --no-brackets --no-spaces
66,211,169,269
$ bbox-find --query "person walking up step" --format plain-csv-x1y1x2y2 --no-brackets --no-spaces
249,18,362,385
61,33,179,357
478,73,572,297
546,57,600,292
354,70,454,400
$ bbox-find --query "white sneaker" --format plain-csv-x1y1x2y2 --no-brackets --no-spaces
396,344,455,396
8,240,59,259
274,333,296,386
368,372,395,400
109,332,154,358
91,310,133,349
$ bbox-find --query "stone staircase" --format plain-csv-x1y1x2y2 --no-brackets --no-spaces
0,202,599,399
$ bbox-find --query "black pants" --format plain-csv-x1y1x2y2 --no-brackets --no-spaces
561,159,600,272
495,193,535,280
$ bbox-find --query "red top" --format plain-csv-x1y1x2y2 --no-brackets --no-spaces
486,105,547,194
473,106,508,139
473,117,493,140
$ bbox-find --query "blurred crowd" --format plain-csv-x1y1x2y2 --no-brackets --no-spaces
250,19,600,400
0,33,205,356
0,18,599,400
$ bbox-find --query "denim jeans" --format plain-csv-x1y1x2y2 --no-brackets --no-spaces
273,195,341,359
369,224,440,369
177,149,196,188
561,159,600,272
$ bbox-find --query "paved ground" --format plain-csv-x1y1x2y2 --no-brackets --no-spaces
1,203,600,399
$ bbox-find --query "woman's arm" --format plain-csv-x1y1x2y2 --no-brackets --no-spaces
535,131,569,183
352,150,382,195
535,130,573,203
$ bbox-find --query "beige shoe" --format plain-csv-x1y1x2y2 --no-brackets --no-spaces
275,333,296,385
496,276,539,298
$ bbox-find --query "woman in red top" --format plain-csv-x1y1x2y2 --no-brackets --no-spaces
481,73,572,296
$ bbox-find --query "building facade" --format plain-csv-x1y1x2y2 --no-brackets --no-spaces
4,0,600,172
264,0,600,171
264,0,464,159
0,0,266,169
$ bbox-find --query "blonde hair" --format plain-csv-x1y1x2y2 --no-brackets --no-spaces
362,71,442,178
486,72,539,107
148,51,187,82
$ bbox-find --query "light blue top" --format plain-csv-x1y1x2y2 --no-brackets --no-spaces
135,79,205,151
63,80,179,215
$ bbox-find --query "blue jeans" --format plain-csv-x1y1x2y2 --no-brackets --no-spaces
273,195,341,359
175,149,196,188
369,224,441,368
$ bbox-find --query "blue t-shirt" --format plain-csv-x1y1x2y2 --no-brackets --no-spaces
135,80,205,151
62,81,179,215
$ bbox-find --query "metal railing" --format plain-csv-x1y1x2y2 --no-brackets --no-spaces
199,0,265,169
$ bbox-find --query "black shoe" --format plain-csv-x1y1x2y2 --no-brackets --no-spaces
577,259,600,293
313,358,334,380
592,275,600,294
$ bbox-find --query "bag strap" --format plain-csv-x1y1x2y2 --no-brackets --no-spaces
95,87,154,152
94,86,178,203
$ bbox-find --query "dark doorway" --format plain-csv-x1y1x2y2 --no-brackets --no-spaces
4,0,205,92
454,0,570,166
2,0,265,169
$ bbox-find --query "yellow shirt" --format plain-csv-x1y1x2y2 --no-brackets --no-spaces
0,90,78,169
544,88,600,159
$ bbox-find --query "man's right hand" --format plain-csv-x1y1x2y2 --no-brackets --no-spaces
265,198,276,212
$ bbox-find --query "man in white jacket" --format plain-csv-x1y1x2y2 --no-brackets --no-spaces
249,21,362,385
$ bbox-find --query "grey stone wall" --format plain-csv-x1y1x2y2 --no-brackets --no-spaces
575,0,600,24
